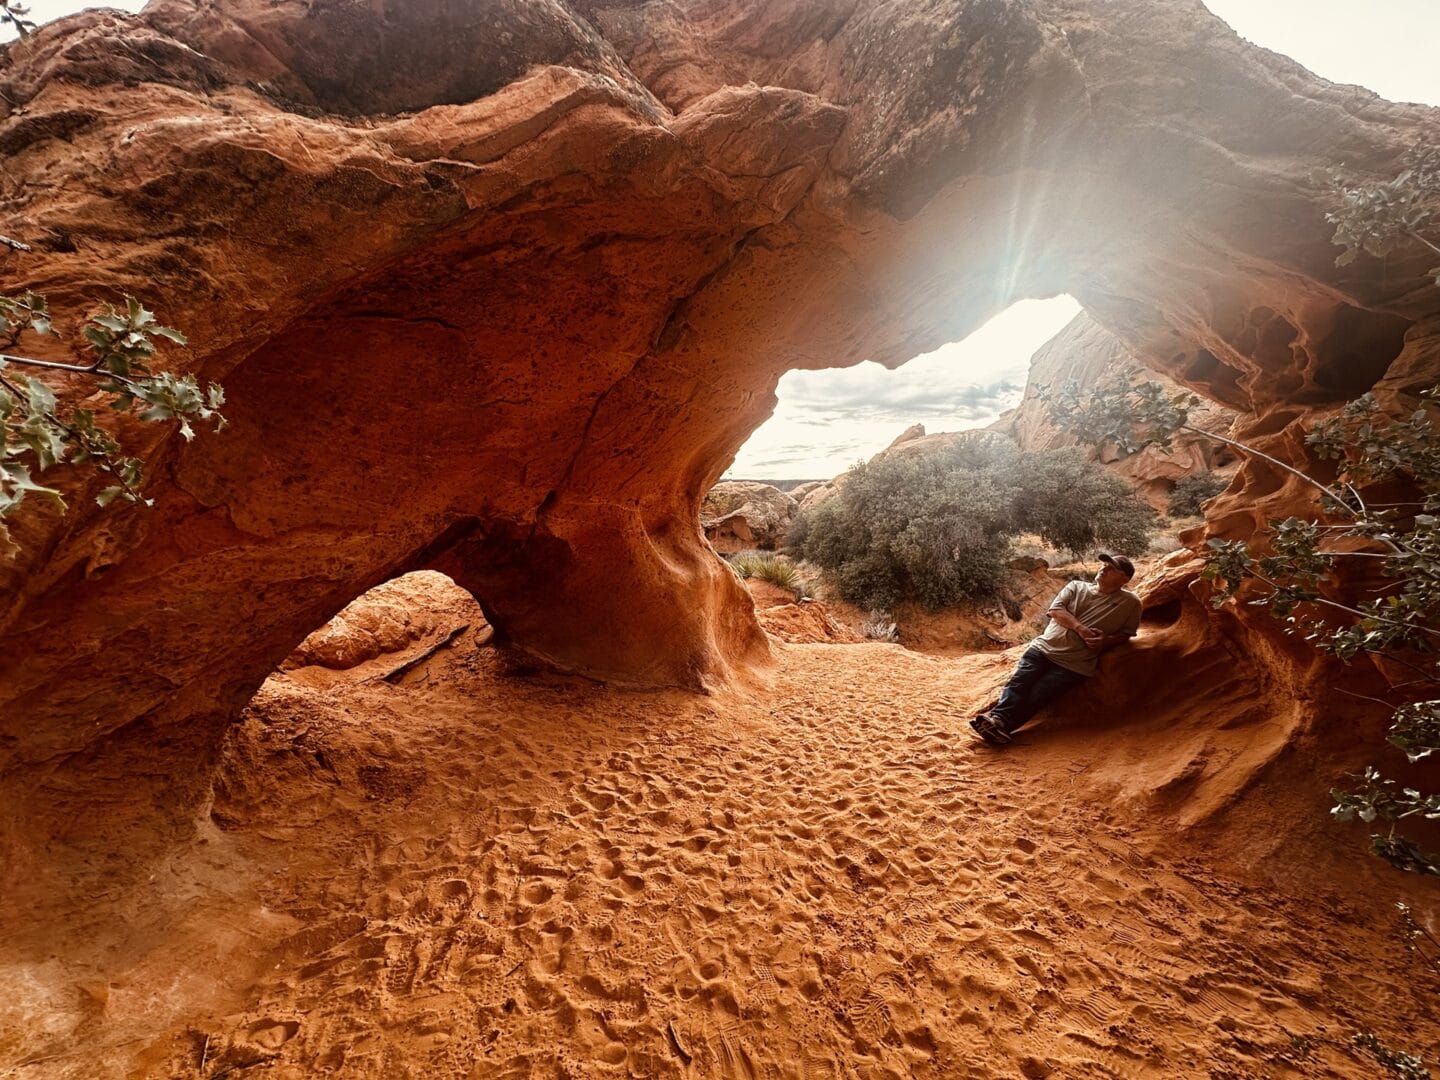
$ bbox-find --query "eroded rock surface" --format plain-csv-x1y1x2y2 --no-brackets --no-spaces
1,0,1437,886
999,313,1241,507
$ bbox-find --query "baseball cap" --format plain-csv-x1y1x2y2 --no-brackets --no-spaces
1098,552,1135,580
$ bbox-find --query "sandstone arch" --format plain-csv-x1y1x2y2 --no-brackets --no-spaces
1,0,1437,890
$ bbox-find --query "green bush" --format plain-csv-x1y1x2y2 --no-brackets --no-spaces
791,439,1154,611
1168,472,1228,517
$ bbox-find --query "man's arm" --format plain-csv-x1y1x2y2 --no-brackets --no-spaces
1047,606,1092,635
1046,586,1103,646
1094,629,1135,652
1096,599,1143,652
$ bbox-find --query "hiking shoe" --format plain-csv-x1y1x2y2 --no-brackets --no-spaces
969,714,1012,746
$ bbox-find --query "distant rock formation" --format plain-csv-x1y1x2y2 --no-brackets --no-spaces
1,0,1436,874
701,481,798,553
997,313,1242,508
888,423,926,448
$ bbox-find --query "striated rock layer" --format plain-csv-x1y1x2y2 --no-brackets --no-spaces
1,0,1438,883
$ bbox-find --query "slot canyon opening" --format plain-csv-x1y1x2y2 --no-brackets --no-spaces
210,570,493,829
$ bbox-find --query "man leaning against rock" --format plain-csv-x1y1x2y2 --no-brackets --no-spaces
970,554,1141,746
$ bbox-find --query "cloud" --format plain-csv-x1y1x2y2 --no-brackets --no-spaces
780,377,1023,421
726,296,1082,478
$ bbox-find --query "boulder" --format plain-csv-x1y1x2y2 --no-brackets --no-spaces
701,481,798,553
788,480,826,502
285,570,479,670
887,423,926,448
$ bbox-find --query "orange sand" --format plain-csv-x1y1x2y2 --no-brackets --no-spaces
4,575,1438,1079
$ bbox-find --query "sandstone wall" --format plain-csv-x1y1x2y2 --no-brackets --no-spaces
998,312,1241,507
1,0,1437,880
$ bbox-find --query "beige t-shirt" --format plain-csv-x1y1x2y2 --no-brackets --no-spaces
1030,579,1141,677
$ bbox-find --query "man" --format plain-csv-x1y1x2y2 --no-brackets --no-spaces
969,553,1141,746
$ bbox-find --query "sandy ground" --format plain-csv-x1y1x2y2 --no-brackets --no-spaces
4,576,1439,1079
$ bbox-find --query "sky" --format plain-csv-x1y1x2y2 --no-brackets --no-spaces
5,1,1440,476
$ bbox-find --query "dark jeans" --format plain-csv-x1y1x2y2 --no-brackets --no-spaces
988,647,1086,735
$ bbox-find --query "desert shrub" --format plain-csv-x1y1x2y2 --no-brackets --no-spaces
1008,449,1157,555
792,439,1154,611
862,611,899,642
782,504,811,554
1168,472,1228,517
728,550,813,597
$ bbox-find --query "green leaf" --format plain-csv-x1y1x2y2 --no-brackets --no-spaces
19,374,56,414
139,403,173,423
95,485,126,507
18,416,67,468
151,326,188,345
0,461,66,509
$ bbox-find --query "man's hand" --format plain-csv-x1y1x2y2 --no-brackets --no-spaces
1049,606,1102,647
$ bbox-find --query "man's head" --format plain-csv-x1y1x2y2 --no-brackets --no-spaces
1096,552,1135,592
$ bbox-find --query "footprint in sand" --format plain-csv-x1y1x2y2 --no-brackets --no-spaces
751,962,780,1008
245,1018,299,1050
411,877,473,926
702,1019,760,1080
1106,918,1185,978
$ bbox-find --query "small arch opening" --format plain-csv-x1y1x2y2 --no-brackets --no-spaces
724,296,1082,482
282,571,490,679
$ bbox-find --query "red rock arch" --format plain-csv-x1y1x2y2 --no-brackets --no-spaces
1,0,1436,883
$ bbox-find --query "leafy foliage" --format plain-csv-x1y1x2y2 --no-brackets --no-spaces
1,0,36,38
0,291,224,557
1395,901,1440,977
1046,377,1440,874
1327,142,1440,288
1167,471,1228,518
792,439,1154,611
1351,1032,1433,1080
861,611,899,642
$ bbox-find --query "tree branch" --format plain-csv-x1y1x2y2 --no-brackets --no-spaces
1244,566,1440,639
1179,422,1402,554
1408,229,1440,258
0,351,102,375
